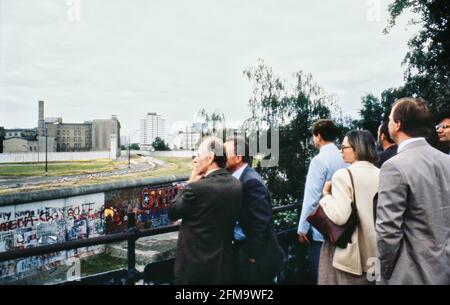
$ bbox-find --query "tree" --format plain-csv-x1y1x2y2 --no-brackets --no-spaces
384,0,450,114
151,137,171,151
358,93,384,138
197,109,226,137
243,60,352,216
130,143,140,150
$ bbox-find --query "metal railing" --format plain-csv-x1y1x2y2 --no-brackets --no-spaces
0,202,299,284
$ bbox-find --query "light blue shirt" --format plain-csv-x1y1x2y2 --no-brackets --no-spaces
297,143,348,241
233,164,248,241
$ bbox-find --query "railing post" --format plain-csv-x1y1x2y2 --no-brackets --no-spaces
126,211,138,284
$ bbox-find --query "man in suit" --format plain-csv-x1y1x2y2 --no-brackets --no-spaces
376,97,450,284
436,111,450,154
168,137,242,285
376,121,397,168
225,136,285,284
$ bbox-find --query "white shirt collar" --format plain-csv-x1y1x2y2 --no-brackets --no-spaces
232,164,248,179
397,137,425,153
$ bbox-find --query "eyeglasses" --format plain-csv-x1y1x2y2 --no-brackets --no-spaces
340,145,353,151
435,124,450,131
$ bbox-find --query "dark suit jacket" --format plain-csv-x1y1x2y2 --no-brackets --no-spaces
238,166,285,280
168,168,242,285
377,145,398,168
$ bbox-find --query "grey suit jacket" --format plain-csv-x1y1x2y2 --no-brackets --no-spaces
376,139,450,284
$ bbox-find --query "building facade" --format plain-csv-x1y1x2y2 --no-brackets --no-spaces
3,137,38,153
38,101,120,154
140,112,166,146
92,116,121,155
4,128,37,139
1,101,121,157
172,125,202,150
53,122,92,152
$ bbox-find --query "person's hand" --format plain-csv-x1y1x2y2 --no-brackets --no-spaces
248,258,256,264
322,181,332,196
188,168,204,183
298,232,310,244
175,183,185,190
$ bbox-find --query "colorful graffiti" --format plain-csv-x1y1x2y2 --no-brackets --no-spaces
0,182,182,283
0,193,105,281
104,184,179,233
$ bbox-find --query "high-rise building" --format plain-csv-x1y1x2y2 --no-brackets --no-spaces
140,112,166,145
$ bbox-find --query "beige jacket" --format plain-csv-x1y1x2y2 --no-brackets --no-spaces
319,161,379,275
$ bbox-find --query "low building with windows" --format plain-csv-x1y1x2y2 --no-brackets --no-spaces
3,137,38,153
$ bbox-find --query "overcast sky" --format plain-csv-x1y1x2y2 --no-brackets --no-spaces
0,0,418,141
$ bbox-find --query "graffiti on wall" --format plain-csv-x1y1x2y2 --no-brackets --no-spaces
104,184,179,233
0,182,182,282
0,193,105,280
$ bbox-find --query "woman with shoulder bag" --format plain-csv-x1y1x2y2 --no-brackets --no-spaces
317,130,380,285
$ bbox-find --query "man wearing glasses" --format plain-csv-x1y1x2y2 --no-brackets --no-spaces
436,111,450,154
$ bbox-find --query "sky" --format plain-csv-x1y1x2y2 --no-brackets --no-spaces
0,0,418,142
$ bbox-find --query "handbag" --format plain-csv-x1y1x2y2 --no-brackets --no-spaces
306,169,358,248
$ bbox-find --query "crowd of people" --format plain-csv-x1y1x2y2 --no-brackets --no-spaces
168,97,450,285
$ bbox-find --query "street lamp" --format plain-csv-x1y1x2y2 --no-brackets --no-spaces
45,122,59,176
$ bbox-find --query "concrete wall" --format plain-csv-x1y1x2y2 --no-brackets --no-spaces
0,151,112,163
0,193,105,281
0,174,189,283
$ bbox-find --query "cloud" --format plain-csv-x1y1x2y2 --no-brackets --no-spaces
0,0,418,135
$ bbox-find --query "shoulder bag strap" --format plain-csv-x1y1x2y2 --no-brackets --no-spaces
346,169,357,211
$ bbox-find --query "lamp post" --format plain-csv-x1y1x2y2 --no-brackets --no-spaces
45,122,59,176
45,126,48,176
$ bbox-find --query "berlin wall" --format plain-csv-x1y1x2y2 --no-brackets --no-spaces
0,174,188,283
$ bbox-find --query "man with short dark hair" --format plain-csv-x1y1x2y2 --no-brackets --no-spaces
224,136,285,284
376,98,450,284
297,119,347,284
376,121,397,168
436,111,450,154
168,137,242,284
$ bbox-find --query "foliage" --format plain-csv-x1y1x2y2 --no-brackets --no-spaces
384,0,450,114
243,59,352,211
130,143,140,150
151,137,171,151
197,108,226,137
357,87,409,138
